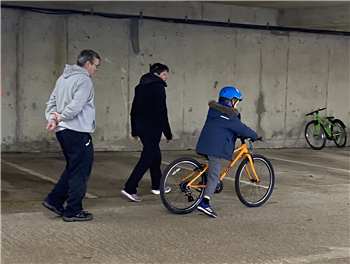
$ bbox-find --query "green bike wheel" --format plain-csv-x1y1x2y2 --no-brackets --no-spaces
332,119,347,148
305,121,326,150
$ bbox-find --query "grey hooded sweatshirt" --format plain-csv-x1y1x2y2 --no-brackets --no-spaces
45,64,96,133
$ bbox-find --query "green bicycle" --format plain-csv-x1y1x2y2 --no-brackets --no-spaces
305,107,347,150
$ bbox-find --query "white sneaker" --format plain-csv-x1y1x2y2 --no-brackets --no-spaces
151,186,171,195
121,190,142,202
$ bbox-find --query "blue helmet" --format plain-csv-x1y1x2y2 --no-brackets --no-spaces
219,86,243,101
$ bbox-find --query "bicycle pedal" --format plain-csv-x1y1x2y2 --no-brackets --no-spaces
195,187,202,193
214,181,223,194
188,195,194,202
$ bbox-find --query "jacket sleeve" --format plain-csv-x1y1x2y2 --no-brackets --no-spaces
154,85,172,140
60,78,93,121
130,97,137,137
45,85,58,122
228,115,259,140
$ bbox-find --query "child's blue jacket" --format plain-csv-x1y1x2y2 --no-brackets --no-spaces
196,101,259,161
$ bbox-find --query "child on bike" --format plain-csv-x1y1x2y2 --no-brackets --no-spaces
196,86,259,218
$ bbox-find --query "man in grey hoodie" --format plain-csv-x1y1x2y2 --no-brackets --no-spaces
43,50,100,222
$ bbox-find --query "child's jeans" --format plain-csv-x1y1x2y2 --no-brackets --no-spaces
204,155,221,198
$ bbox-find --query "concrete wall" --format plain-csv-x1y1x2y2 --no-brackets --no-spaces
1,3,349,152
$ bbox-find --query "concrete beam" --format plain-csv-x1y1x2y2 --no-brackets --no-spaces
278,5,350,31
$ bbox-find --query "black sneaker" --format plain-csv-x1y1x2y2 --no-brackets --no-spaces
63,211,93,222
197,201,217,218
42,200,64,216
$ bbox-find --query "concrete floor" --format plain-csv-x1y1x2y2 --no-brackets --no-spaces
1,146,350,264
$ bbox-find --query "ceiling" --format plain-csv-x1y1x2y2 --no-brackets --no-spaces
3,1,349,10
2,1,349,31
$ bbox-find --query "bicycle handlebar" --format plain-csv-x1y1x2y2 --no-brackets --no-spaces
237,135,263,143
306,107,326,116
255,136,263,142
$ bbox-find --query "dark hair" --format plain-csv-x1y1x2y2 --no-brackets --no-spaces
219,97,239,105
77,50,101,67
149,63,169,75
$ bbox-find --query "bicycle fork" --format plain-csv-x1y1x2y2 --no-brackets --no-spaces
220,149,261,183
244,154,260,183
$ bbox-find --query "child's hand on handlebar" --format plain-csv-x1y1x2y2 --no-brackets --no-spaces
252,136,263,142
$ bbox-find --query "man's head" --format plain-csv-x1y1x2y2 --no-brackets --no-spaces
218,86,243,108
77,50,101,77
150,63,169,81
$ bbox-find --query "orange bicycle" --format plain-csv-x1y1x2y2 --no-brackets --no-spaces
160,137,275,214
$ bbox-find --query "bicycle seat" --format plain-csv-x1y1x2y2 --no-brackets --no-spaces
326,116,334,120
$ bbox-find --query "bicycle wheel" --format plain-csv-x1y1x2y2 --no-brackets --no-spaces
332,119,347,148
305,121,326,150
235,154,275,207
160,157,206,214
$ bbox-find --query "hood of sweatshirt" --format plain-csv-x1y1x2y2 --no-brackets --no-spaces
63,64,89,79
138,73,167,87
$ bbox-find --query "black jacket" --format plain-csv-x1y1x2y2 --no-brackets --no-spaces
130,73,172,140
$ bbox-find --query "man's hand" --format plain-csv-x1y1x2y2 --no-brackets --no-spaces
50,111,62,123
133,136,139,140
46,119,57,132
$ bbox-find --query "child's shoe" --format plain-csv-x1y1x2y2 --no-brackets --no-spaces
197,201,217,218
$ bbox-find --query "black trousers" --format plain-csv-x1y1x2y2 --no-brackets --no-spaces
124,130,162,194
46,129,94,217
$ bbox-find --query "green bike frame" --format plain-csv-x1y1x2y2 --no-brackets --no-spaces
315,114,341,139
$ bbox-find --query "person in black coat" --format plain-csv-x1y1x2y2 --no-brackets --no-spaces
121,63,172,202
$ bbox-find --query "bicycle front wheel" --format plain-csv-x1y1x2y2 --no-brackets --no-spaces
160,157,205,214
332,119,347,148
305,121,326,150
235,154,275,207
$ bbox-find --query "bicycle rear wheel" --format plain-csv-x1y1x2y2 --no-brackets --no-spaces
235,154,275,207
332,119,347,148
305,120,326,150
160,157,205,214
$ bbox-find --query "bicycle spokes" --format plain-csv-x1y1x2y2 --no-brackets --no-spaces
235,154,275,207
305,121,326,150
160,158,205,214
332,120,347,148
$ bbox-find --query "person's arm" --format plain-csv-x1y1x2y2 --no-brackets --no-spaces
45,85,59,132
60,78,93,121
45,87,58,122
154,85,172,140
228,115,259,140
130,96,138,138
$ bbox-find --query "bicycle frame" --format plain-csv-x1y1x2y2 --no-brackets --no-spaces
182,142,259,189
315,114,341,137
